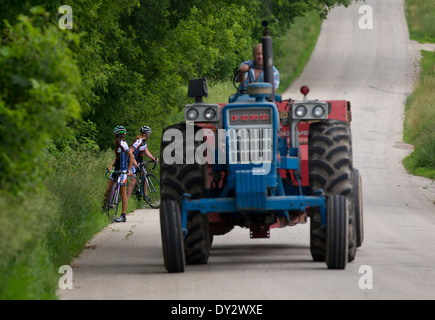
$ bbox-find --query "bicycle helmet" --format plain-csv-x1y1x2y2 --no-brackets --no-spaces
113,125,127,135
140,125,151,135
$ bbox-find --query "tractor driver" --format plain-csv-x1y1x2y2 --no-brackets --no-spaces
238,43,280,91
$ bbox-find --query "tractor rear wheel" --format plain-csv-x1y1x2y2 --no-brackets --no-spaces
308,119,357,263
160,123,210,265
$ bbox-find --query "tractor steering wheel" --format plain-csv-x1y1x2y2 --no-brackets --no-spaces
232,65,264,93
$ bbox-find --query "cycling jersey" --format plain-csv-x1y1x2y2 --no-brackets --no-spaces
112,140,130,186
131,138,147,163
115,140,130,171
130,138,148,178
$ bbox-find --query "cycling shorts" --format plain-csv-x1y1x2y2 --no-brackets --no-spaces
110,172,128,187
131,166,138,178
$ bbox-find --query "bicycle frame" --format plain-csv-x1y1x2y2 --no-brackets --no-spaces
144,174,158,193
136,160,160,208
110,176,121,204
138,160,156,195
106,169,126,221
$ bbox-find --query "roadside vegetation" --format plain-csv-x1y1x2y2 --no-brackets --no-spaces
0,0,355,299
403,0,435,178
405,0,435,44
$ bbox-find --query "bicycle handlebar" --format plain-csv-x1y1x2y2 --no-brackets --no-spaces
105,168,129,180
142,159,158,170
106,169,128,174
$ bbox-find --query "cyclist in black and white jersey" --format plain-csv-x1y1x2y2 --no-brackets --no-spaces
103,126,134,222
127,125,159,200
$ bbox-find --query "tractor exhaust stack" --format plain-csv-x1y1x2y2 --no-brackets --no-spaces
262,20,274,99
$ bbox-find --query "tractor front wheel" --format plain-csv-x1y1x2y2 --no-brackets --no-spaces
160,200,185,273
353,168,364,247
160,123,210,265
326,195,349,269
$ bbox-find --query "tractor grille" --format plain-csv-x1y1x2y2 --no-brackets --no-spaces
228,128,273,164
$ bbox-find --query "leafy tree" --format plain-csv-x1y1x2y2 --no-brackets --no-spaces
0,8,81,193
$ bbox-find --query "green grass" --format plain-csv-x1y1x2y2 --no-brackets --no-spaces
405,0,435,43
205,80,235,103
0,149,141,299
403,0,435,179
0,192,59,299
403,51,435,178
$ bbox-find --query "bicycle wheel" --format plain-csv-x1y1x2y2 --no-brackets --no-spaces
143,173,161,208
133,179,142,201
105,184,116,220
107,183,120,222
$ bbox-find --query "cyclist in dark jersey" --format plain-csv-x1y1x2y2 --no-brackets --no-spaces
103,125,134,222
127,125,159,200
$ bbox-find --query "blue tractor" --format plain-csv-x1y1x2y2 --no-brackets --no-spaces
159,22,363,272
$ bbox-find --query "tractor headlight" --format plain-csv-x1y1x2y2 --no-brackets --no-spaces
313,105,325,117
184,103,220,122
204,108,216,120
295,105,307,117
186,108,199,121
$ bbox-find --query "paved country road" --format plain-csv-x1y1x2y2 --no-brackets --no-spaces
58,0,435,300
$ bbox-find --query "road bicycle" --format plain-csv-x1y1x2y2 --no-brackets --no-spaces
134,160,160,209
104,169,127,222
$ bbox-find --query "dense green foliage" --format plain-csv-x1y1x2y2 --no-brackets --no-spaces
0,10,81,193
0,0,356,299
